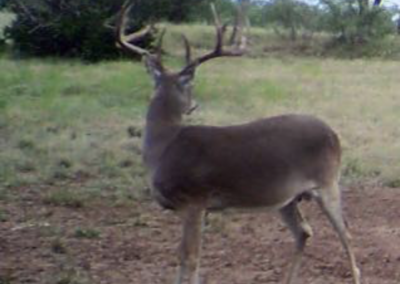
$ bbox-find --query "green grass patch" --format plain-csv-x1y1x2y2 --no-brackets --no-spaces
0,209,8,222
0,187,11,200
0,58,148,195
73,227,101,239
53,269,90,284
43,190,87,208
0,274,13,284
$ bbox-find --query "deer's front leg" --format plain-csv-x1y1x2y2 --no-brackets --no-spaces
175,204,205,284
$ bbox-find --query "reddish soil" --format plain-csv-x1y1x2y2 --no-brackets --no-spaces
1,184,399,284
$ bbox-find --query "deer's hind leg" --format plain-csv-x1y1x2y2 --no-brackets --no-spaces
175,204,205,284
315,182,361,284
279,200,313,284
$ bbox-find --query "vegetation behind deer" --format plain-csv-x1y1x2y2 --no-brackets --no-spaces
1,23,400,202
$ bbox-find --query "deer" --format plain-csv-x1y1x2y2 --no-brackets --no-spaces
116,2,361,284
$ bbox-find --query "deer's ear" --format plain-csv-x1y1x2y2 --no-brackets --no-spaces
178,66,196,87
145,57,164,84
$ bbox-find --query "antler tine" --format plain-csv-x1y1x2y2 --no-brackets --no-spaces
182,35,192,65
215,22,229,53
115,1,151,57
179,3,246,74
210,2,222,29
155,27,166,60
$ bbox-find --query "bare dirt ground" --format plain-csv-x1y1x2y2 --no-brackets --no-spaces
1,184,399,284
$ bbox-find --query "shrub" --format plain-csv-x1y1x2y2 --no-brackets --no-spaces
263,0,323,41
4,0,122,61
192,0,237,23
2,0,206,61
321,0,395,45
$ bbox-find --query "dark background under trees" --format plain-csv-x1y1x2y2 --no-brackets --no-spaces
0,0,399,61
1,0,209,61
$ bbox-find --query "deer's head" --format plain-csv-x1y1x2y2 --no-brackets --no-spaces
116,1,246,118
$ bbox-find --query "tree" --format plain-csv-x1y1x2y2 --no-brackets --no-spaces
2,0,207,61
169,0,208,23
321,0,395,45
398,18,400,34
264,0,322,41
192,0,236,23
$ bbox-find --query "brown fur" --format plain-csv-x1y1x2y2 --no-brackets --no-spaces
150,114,341,211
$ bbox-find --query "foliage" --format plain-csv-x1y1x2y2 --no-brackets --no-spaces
2,0,206,61
168,0,209,23
263,0,323,41
321,0,395,45
258,0,396,54
190,0,266,27
247,1,268,27
0,0,7,9
191,0,237,23
3,0,130,61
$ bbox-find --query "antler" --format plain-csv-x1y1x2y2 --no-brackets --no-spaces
116,1,245,75
182,35,192,65
115,1,153,57
180,3,247,75
116,1,166,74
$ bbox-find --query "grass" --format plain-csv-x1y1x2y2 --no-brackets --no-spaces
0,275,13,284
0,58,149,201
51,267,90,284
0,209,8,222
1,24,400,201
0,187,10,201
73,228,101,239
43,189,87,208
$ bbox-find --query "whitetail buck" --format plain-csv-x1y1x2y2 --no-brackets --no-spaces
116,2,360,284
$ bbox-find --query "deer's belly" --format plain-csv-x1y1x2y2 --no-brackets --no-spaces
207,179,317,211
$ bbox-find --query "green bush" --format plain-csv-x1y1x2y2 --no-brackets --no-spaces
263,0,323,41
2,0,206,61
192,0,236,23
322,0,395,45
4,0,124,61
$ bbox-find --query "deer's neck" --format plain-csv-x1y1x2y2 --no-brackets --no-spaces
143,94,183,169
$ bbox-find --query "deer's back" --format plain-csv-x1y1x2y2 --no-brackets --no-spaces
150,114,341,210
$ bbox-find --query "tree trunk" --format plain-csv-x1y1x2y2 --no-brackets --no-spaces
230,1,250,46
357,0,369,15
238,0,251,28
398,18,400,35
290,24,297,42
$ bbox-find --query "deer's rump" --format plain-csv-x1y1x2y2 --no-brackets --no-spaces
151,114,341,210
